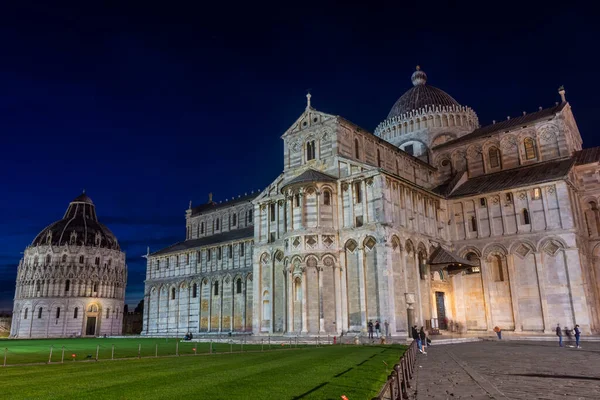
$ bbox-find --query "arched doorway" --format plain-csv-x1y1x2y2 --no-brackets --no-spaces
85,304,100,336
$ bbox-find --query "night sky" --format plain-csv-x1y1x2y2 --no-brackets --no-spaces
1,2,598,310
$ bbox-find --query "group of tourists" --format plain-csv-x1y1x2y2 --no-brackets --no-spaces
556,324,581,348
367,320,390,339
411,325,430,354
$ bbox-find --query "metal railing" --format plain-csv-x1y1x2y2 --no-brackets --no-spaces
372,340,417,400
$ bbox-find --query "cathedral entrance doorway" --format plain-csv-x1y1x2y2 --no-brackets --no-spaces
435,292,447,329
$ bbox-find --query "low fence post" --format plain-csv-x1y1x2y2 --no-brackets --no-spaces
138,343,141,359
261,339,264,352
96,345,99,361
241,339,244,353
230,340,232,353
268,335,271,350
48,345,53,364
61,346,65,364
155,343,158,358
111,344,114,360
209,341,213,354
176,341,179,357
3,348,7,367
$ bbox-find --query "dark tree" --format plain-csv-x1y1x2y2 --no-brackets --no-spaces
134,299,144,314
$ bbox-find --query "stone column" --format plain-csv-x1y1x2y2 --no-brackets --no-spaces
533,252,552,333
564,249,592,333
301,267,308,334
506,254,522,332
298,189,305,230
318,266,325,333
334,265,343,335
480,257,493,330
414,253,423,326
207,281,212,332
339,253,349,332
287,268,293,332
219,278,223,333
385,243,397,336
357,247,367,331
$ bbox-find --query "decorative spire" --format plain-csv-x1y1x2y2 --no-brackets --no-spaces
306,91,312,109
558,85,566,103
188,200,192,209
208,192,213,203
411,65,427,86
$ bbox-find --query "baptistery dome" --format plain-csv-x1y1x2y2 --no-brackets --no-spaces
10,193,127,338
32,193,120,250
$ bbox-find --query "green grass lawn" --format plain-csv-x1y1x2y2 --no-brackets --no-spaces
0,338,309,364
0,340,405,400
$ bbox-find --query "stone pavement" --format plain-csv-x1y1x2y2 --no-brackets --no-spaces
411,340,600,399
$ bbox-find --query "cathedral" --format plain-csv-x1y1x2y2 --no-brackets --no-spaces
142,67,600,337
10,193,127,338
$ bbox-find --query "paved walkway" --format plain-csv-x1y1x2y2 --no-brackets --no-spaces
412,340,600,399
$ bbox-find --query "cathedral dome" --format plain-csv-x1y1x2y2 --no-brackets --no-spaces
31,192,120,250
386,66,460,119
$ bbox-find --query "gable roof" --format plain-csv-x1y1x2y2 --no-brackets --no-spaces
150,227,254,256
280,169,337,191
434,103,567,151
191,193,257,217
573,147,600,165
448,158,574,198
429,246,477,267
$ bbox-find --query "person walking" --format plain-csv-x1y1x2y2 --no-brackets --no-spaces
384,320,390,337
368,320,374,339
493,326,502,340
375,321,381,338
411,325,421,353
574,324,581,348
419,327,427,354
556,323,563,347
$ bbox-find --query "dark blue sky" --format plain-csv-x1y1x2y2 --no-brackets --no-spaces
0,2,598,310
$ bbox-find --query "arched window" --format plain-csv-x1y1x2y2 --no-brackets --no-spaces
65,280,70,292
294,193,300,207
46,254,51,264
106,308,110,318
62,254,67,263
239,242,245,256
217,247,222,260
214,281,219,296
38,307,43,319
24,308,28,319
201,222,205,234
93,282,98,292
36,281,41,293
524,138,537,160
34,256,39,266
489,146,501,168
171,288,176,300
522,209,530,225
57,308,62,321
95,257,100,266
270,203,276,222
262,291,271,319
248,209,253,223
73,307,78,319
236,278,242,294
306,140,315,161
216,218,220,230
377,149,382,167
79,255,84,264
470,216,477,232
492,255,504,282
192,283,198,298
88,304,98,312
207,249,212,262
232,214,237,226
354,138,360,159
466,252,481,274
228,245,233,258
323,190,331,206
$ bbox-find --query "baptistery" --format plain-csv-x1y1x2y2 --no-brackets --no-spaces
10,193,127,338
